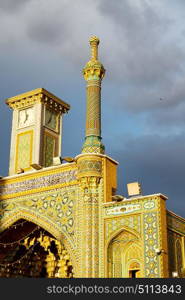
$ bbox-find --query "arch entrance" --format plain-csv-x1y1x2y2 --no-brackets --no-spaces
107,230,143,278
0,219,74,278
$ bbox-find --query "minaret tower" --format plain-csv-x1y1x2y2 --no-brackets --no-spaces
82,36,105,154
76,37,118,278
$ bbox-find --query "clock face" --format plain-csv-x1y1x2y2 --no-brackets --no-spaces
45,108,59,131
18,107,34,128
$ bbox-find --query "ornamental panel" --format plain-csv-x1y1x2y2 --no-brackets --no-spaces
143,212,159,277
0,169,77,197
105,203,141,216
15,131,33,171
44,134,56,167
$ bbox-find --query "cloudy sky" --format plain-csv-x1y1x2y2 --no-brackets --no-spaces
0,0,185,216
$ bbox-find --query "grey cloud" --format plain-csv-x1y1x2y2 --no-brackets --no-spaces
116,75,185,131
122,75,185,112
24,2,68,45
27,18,67,44
114,133,185,217
144,98,185,130
0,0,31,12
98,0,167,38
22,0,97,61
98,0,171,59
98,0,185,117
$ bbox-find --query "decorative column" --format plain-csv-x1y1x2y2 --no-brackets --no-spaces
82,36,105,154
77,171,102,277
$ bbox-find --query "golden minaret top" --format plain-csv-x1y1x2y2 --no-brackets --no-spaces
83,36,105,81
89,36,99,60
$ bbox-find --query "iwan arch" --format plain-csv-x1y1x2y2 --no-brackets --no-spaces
0,37,185,278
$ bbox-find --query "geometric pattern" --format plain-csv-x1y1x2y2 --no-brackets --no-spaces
0,187,76,243
78,160,102,174
82,135,105,154
82,145,104,154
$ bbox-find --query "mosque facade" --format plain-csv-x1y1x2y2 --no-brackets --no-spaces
0,37,185,278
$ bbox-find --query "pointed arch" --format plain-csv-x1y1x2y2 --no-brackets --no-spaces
106,226,140,249
106,228,143,278
0,208,78,275
175,238,183,277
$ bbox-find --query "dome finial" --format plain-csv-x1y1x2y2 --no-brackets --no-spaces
89,36,100,60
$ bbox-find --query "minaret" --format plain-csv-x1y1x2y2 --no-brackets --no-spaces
76,37,107,277
82,36,105,154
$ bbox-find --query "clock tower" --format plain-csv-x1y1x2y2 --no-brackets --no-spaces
6,88,70,175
